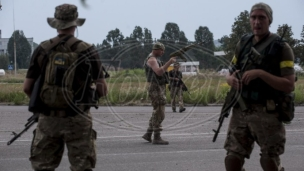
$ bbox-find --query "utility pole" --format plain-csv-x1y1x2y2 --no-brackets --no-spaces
13,0,16,76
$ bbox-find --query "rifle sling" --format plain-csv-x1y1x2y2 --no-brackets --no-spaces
254,33,279,53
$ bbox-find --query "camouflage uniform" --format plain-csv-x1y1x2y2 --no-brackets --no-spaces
169,67,185,112
170,86,184,112
142,42,169,145
25,4,104,171
224,3,295,170
147,82,167,131
224,105,285,167
30,111,96,171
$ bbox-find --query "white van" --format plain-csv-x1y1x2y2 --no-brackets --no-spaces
0,69,5,76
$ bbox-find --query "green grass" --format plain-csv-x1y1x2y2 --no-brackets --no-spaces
0,69,303,106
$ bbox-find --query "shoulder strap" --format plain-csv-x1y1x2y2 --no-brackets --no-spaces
65,36,82,49
238,34,254,59
41,35,72,52
254,33,279,53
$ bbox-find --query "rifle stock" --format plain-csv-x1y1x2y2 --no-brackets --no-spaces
169,43,202,62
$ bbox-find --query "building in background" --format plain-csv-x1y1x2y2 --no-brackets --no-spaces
168,61,200,75
0,30,34,56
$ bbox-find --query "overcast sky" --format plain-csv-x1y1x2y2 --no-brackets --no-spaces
0,0,303,45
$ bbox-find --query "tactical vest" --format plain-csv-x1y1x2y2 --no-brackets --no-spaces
236,34,283,103
39,36,92,109
169,70,182,87
144,54,168,85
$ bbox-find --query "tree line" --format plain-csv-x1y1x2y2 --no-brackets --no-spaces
1,10,303,70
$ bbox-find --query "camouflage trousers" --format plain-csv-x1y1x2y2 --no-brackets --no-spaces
147,83,167,131
224,104,285,161
170,86,184,110
30,110,96,171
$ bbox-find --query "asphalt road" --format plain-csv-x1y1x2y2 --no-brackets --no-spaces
0,106,303,171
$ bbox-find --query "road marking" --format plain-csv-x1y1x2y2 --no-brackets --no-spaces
1,130,304,143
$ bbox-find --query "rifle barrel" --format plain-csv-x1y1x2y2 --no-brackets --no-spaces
7,120,36,146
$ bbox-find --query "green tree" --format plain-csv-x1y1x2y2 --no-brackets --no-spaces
101,28,125,65
179,31,188,45
160,22,189,62
276,24,297,48
301,25,304,43
219,10,251,61
194,26,217,69
160,22,181,43
194,26,215,52
293,25,304,64
0,54,9,69
106,28,125,47
130,26,144,42
7,30,31,69
98,39,112,60
122,26,146,68
143,28,153,53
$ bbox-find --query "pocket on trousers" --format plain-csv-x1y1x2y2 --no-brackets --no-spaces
90,129,97,167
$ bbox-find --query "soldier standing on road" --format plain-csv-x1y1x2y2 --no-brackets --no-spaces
23,4,108,171
169,62,186,113
142,42,176,145
223,2,295,171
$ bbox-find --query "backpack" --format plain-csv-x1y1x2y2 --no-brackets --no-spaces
39,36,92,109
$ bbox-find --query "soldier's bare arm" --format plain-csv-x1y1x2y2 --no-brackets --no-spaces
95,78,108,97
23,78,36,98
147,57,176,76
242,69,295,93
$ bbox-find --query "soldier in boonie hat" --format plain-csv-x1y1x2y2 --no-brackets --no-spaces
47,4,85,29
153,42,165,51
25,3,108,171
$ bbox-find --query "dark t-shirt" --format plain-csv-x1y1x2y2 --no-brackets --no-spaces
169,70,183,87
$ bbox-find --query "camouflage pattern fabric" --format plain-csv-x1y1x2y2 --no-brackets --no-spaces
152,42,165,50
170,86,184,111
147,82,166,130
30,112,96,171
47,4,85,29
224,104,285,161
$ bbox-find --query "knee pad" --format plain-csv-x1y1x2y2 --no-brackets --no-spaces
225,155,244,171
260,156,280,171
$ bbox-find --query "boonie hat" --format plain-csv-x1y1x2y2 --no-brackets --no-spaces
47,4,85,29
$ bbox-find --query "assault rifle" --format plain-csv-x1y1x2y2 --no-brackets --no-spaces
103,66,110,78
170,43,203,62
180,79,189,93
7,113,39,145
212,29,287,142
212,57,249,142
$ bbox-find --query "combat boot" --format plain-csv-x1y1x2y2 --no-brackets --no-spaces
225,155,244,171
179,108,186,113
260,156,280,171
142,128,153,142
152,133,169,145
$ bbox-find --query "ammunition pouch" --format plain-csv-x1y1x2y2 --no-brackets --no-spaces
276,92,295,122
